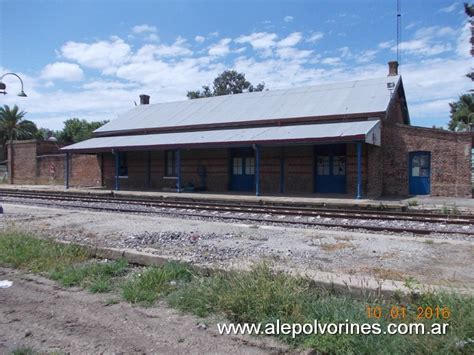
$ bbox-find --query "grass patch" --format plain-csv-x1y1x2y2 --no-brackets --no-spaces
1,230,473,353
50,259,129,293
0,231,88,273
0,230,129,293
10,347,37,355
167,264,474,354
122,261,194,305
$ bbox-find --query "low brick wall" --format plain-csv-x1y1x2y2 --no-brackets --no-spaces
7,140,102,187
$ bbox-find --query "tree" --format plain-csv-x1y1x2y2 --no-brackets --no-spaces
37,127,60,141
0,104,38,161
187,70,265,99
0,105,38,142
448,93,474,131
57,118,109,144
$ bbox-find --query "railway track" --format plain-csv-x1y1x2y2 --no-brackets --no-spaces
1,189,473,236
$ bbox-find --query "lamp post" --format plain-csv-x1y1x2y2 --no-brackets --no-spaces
0,72,27,97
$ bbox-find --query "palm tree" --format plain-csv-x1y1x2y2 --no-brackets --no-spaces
448,94,474,131
0,105,37,141
0,105,38,160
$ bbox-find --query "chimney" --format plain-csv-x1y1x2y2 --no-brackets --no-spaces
139,94,150,105
388,61,399,76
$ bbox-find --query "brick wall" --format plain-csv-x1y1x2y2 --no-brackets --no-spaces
381,123,472,197
7,140,102,187
100,145,370,197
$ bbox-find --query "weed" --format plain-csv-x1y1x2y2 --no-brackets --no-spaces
11,347,37,355
407,199,418,207
50,259,129,293
424,239,434,245
0,231,88,272
440,203,459,216
122,261,194,305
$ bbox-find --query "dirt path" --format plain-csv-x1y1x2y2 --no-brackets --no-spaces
0,267,288,354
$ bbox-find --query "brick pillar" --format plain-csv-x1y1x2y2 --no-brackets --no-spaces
7,141,13,184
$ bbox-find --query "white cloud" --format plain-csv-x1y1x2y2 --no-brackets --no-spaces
208,38,231,56
356,50,378,63
307,32,324,43
276,47,313,60
235,32,278,56
145,37,192,57
413,26,456,39
392,26,456,57
378,40,394,49
283,16,294,22
195,35,205,43
41,62,84,81
61,37,131,73
277,32,302,47
456,22,472,58
395,39,451,56
338,46,352,58
438,2,457,13
132,24,157,34
9,19,473,131
321,57,342,66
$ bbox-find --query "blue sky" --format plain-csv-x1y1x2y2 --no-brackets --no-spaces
0,0,471,130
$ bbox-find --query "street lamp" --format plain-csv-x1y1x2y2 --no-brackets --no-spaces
0,72,27,97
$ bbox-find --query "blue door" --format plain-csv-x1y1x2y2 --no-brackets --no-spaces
409,152,431,195
230,148,255,192
315,144,346,193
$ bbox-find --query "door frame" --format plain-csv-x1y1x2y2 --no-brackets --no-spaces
408,151,431,195
314,144,347,194
229,147,255,192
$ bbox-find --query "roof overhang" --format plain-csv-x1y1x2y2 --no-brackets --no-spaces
62,120,381,153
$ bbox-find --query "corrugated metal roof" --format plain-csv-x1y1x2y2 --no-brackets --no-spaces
95,76,399,134
63,120,381,152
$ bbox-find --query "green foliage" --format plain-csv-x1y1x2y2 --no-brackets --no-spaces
0,231,88,273
122,262,194,305
37,127,60,141
50,259,129,293
187,70,265,99
168,264,474,353
0,104,38,143
57,118,109,144
2,231,473,353
448,94,474,131
11,347,37,355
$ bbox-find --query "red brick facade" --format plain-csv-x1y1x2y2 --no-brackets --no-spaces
6,125,472,198
7,140,101,187
381,124,472,197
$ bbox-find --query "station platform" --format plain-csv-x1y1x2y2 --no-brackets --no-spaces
1,184,473,212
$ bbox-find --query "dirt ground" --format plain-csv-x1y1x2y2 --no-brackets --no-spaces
1,203,473,289
0,267,288,354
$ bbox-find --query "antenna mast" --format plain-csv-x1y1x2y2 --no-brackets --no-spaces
397,0,402,67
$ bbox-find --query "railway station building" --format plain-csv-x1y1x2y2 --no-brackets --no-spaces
61,62,473,198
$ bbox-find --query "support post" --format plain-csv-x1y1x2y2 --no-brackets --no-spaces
255,145,260,196
65,152,70,189
356,142,362,199
279,147,284,193
114,151,120,191
146,151,151,189
176,149,181,193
